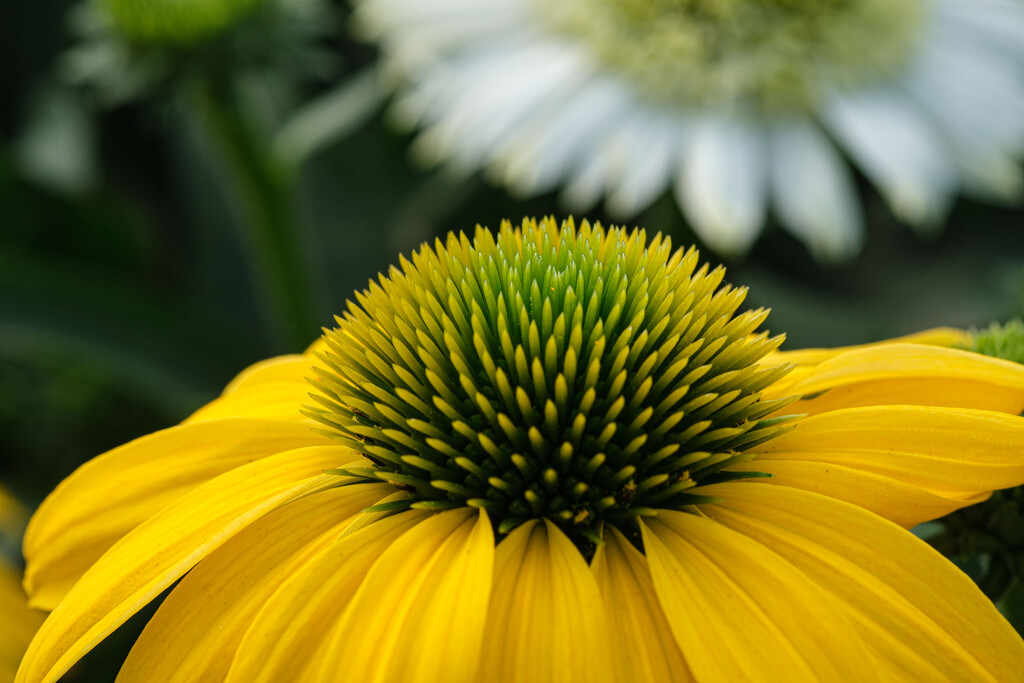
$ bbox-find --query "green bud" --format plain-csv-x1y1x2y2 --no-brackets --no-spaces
100,0,266,45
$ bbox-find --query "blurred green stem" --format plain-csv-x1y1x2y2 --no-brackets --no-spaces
191,76,319,351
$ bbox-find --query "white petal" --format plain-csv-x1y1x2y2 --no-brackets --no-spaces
931,0,1024,61
677,116,767,256
459,41,594,165
408,39,590,168
769,119,863,261
387,63,451,129
822,87,956,228
905,61,1024,201
604,108,688,217
902,11,1024,201
907,32,1024,155
499,75,632,195
955,153,1024,203
353,0,526,55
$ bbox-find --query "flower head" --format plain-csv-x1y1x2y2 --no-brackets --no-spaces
309,220,794,549
63,0,336,105
17,218,1024,682
354,0,1024,259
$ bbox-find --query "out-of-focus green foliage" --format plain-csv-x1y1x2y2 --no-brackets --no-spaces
914,319,1024,637
2,0,1024,678
923,487,1024,637
101,0,266,45
62,0,340,106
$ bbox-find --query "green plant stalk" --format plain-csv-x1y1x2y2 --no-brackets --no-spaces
191,76,320,351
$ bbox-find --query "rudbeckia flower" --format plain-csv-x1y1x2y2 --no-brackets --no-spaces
16,218,1024,682
1,487,43,683
352,0,1024,259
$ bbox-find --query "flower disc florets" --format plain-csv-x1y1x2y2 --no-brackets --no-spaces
535,0,925,110
967,320,1024,366
309,218,795,549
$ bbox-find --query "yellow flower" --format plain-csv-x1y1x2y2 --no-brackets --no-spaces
1,487,43,683
16,218,1024,682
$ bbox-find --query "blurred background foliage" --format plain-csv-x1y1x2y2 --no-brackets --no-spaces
1,0,1023,678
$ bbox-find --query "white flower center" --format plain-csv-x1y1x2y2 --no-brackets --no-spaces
534,0,926,111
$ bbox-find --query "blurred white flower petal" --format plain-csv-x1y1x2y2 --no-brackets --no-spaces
822,87,956,229
355,0,1024,258
497,76,630,195
770,120,863,262
932,0,1024,56
604,110,688,217
680,116,767,256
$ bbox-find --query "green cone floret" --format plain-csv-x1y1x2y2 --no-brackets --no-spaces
966,320,1024,366
951,319,1024,609
101,0,266,45
534,0,925,111
308,218,796,548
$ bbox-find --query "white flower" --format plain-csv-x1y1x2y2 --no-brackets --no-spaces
352,0,1024,260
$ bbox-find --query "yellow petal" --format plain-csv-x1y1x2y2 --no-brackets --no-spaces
763,329,970,397
591,526,693,682
701,482,1024,680
729,459,989,528
756,405,1024,498
184,383,314,423
17,445,355,683
187,354,318,424
481,520,612,683
23,418,328,610
765,327,968,370
221,355,312,395
226,510,428,682
641,510,873,682
116,483,388,683
312,509,495,683
0,562,43,681
305,336,329,355
764,344,1024,414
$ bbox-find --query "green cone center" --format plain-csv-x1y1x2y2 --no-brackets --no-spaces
533,0,926,111
967,320,1024,366
102,0,266,44
309,218,795,549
